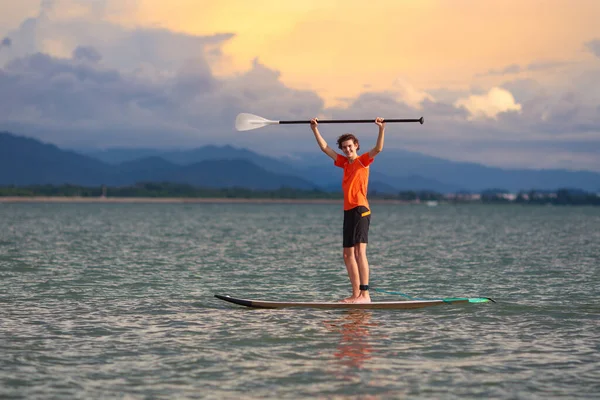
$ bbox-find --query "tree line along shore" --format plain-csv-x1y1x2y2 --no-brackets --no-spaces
1,183,599,205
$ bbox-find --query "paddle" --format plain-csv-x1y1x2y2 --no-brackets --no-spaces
235,113,424,131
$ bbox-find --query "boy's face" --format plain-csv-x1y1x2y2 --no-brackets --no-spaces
340,139,358,159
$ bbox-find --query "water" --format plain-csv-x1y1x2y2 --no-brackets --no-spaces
1,202,599,399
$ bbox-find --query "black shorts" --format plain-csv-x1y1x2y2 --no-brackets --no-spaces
343,206,371,248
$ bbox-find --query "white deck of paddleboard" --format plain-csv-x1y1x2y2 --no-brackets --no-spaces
214,294,480,309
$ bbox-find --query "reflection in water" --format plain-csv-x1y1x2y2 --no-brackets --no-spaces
324,310,377,370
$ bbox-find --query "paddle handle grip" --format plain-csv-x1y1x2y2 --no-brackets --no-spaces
280,117,424,125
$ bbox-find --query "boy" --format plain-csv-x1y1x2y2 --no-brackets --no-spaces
310,117,385,303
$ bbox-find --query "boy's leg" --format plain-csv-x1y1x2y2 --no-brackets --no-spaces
341,246,360,302
354,243,371,303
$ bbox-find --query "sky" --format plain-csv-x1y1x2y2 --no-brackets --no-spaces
1,0,600,171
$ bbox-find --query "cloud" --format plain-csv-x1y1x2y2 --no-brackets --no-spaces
483,64,522,76
0,1,599,172
526,60,571,71
0,1,235,72
1,37,11,48
479,60,572,77
0,43,321,149
585,39,600,58
454,87,522,120
72,45,101,63
391,77,435,109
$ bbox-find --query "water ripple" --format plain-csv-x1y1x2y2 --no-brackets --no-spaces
1,203,599,399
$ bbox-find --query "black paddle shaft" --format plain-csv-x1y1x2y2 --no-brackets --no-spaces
279,117,424,125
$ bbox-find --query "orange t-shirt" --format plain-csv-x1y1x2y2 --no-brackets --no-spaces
334,153,374,210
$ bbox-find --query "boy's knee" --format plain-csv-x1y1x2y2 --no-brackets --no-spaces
342,249,353,259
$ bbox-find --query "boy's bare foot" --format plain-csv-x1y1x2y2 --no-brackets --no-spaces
340,295,359,303
353,292,371,303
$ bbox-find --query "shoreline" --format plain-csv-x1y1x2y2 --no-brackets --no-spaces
0,196,416,205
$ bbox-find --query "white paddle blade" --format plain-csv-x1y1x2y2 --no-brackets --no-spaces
235,113,278,131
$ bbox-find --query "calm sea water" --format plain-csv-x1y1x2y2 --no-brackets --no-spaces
0,202,599,399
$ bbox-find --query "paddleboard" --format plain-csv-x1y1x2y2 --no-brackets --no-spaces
214,294,494,310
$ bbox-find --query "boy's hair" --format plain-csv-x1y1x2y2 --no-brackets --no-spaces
337,134,360,151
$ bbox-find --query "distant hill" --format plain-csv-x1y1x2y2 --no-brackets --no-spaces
83,145,464,192
371,149,600,192
161,159,317,190
0,132,316,190
85,144,302,176
79,148,165,164
0,132,118,186
115,156,180,182
283,150,600,192
3,131,600,192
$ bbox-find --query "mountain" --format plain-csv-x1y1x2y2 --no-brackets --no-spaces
282,150,600,192
363,150,600,192
374,172,462,193
279,153,464,192
115,157,317,190
0,132,118,186
84,144,302,176
78,148,165,164
85,146,462,192
161,159,317,190
3,131,600,192
0,132,316,190
115,156,180,182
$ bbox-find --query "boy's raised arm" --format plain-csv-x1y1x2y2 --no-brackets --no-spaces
368,117,386,159
311,118,337,161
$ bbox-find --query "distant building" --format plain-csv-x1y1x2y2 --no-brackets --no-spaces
502,193,517,201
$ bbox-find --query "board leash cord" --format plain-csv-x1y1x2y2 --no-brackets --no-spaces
373,288,496,303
